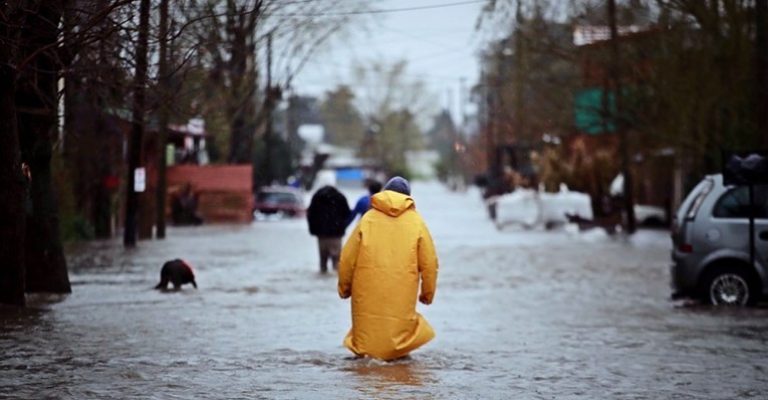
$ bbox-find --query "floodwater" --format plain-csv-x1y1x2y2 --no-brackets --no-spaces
3,182,768,399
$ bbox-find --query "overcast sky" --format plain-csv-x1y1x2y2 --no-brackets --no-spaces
290,0,491,125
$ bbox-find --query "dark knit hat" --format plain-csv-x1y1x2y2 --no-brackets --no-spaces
383,176,411,195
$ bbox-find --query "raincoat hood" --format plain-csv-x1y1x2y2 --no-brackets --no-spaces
371,190,414,217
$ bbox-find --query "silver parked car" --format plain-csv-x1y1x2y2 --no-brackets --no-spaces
671,174,768,305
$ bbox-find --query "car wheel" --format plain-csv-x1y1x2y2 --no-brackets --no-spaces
702,266,759,306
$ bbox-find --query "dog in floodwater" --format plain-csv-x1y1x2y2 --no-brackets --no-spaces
155,259,197,290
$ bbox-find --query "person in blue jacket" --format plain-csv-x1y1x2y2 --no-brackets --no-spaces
346,179,382,228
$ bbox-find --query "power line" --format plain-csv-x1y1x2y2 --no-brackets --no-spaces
301,58,472,81
268,0,486,17
379,26,478,52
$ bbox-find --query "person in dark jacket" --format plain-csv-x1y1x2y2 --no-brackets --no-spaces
307,185,351,273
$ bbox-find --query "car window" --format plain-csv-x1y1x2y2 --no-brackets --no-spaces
712,185,768,219
258,192,298,204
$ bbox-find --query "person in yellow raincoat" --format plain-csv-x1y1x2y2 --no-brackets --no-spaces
338,176,438,360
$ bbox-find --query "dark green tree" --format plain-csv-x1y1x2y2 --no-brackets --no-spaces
320,85,366,147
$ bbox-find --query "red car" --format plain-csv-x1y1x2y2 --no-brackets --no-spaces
253,187,305,218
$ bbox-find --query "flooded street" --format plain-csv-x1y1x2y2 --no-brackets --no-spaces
3,182,768,399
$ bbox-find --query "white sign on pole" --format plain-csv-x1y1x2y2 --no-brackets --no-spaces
134,167,146,193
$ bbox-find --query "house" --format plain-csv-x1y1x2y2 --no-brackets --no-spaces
141,119,253,229
570,25,675,220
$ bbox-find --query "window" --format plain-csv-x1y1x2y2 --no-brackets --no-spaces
713,185,768,219
258,191,299,205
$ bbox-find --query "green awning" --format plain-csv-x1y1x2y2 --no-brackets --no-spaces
574,88,616,135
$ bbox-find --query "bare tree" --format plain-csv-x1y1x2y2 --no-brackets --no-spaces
0,0,93,304
352,60,436,175
62,0,133,240
183,0,369,167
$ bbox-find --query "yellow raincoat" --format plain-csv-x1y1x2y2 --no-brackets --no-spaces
338,190,438,360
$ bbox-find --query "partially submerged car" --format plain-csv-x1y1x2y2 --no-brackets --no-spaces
671,174,768,305
610,174,668,226
253,186,305,218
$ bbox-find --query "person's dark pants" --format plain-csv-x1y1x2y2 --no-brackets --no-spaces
317,236,342,273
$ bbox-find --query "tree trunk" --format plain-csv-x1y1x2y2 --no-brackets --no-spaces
0,2,27,306
756,0,768,146
124,0,151,247
16,0,71,293
229,111,253,164
92,0,114,239
225,5,258,165
92,109,113,239
513,1,525,142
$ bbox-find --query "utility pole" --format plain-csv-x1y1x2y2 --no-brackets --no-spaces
155,0,170,239
262,31,274,187
459,76,467,127
484,69,497,182
608,0,636,233
124,0,150,247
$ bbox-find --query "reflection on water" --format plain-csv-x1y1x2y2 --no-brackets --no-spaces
2,184,768,398
344,357,432,398
0,304,48,333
